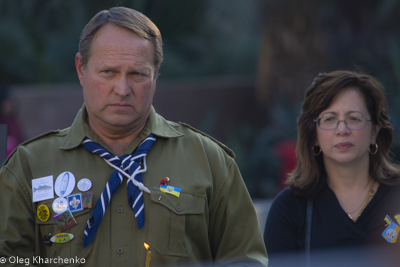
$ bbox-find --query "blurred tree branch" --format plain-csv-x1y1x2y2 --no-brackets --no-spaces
256,0,327,107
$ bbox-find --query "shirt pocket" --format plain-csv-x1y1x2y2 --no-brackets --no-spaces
148,189,205,258
35,199,93,266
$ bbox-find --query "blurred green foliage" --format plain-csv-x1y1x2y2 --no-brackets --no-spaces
224,102,300,198
241,0,400,198
0,0,261,84
1,0,400,198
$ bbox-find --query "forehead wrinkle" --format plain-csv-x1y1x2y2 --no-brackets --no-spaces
93,50,152,71
89,25,154,71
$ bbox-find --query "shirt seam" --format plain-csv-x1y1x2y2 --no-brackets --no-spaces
209,156,234,215
3,166,32,203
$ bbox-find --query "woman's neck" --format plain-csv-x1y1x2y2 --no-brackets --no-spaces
324,159,378,221
324,155,371,191
326,164,370,191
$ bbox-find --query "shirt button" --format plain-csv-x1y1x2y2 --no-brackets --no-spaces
117,206,124,213
117,248,124,254
176,205,182,212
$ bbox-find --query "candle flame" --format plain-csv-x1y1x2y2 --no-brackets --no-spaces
144,243,150,250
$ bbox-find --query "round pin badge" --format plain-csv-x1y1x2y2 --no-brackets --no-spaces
37,204,50,222
52,197,69,213
77,178,92,192
54,171,76,197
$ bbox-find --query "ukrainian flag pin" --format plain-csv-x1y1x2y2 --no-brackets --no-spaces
160,184,181,198
382,215,400,244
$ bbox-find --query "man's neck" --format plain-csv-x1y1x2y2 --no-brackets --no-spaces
106,139,136,157
88,120,146,157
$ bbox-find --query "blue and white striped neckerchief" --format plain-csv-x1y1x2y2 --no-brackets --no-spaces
81,134,156,247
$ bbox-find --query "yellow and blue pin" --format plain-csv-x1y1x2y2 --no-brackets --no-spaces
159,177,181,198
382,214,400,243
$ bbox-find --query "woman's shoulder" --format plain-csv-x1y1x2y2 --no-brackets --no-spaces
275,186,307,201
378,182,400,200
270,186,308,214
264,186,308,247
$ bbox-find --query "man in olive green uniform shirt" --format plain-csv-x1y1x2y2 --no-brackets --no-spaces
0,7,268,267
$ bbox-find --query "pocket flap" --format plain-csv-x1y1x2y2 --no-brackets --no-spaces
150,188,205,215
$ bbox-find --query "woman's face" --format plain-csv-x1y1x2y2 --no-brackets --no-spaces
315,88,380,168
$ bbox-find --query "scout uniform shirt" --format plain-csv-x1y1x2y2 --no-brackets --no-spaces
0,105,268,267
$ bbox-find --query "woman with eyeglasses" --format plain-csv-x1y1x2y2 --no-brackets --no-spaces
264,70,400,266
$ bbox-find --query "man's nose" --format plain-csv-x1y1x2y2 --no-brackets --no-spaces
114,77,131,96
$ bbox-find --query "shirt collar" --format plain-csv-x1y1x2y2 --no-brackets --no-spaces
59,104,183,150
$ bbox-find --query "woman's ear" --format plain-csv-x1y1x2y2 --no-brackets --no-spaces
371,124,382,144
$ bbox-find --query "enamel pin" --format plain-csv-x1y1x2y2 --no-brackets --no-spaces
54,171,76,197
77,178,92,192
42,233,52,246
53,209,77,232
37,204,50,222
159,177,170,186
52,197,69,214
50,233,74,244
382,214,400,243
160,185,181,198
82,192,93,209
67,193,83,213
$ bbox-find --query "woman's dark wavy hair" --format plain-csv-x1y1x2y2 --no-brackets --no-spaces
287,70,400,196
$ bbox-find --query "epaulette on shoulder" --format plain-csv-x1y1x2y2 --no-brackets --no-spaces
3,130,61,166
20,130,63,146
178,122,235,158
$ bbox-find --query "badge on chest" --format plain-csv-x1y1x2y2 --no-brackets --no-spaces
382,214,400,243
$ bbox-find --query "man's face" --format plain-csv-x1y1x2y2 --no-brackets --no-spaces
75,23,156,135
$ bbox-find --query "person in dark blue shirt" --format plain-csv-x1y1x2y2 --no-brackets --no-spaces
264,70,400,266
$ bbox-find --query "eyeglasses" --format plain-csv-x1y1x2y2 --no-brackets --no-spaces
314,115,371,130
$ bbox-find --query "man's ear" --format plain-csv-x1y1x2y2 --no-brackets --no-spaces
75,52,84,86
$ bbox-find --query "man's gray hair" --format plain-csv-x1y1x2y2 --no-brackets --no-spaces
78,7,163,77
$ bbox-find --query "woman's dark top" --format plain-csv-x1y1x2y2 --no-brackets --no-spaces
264,183,400,266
